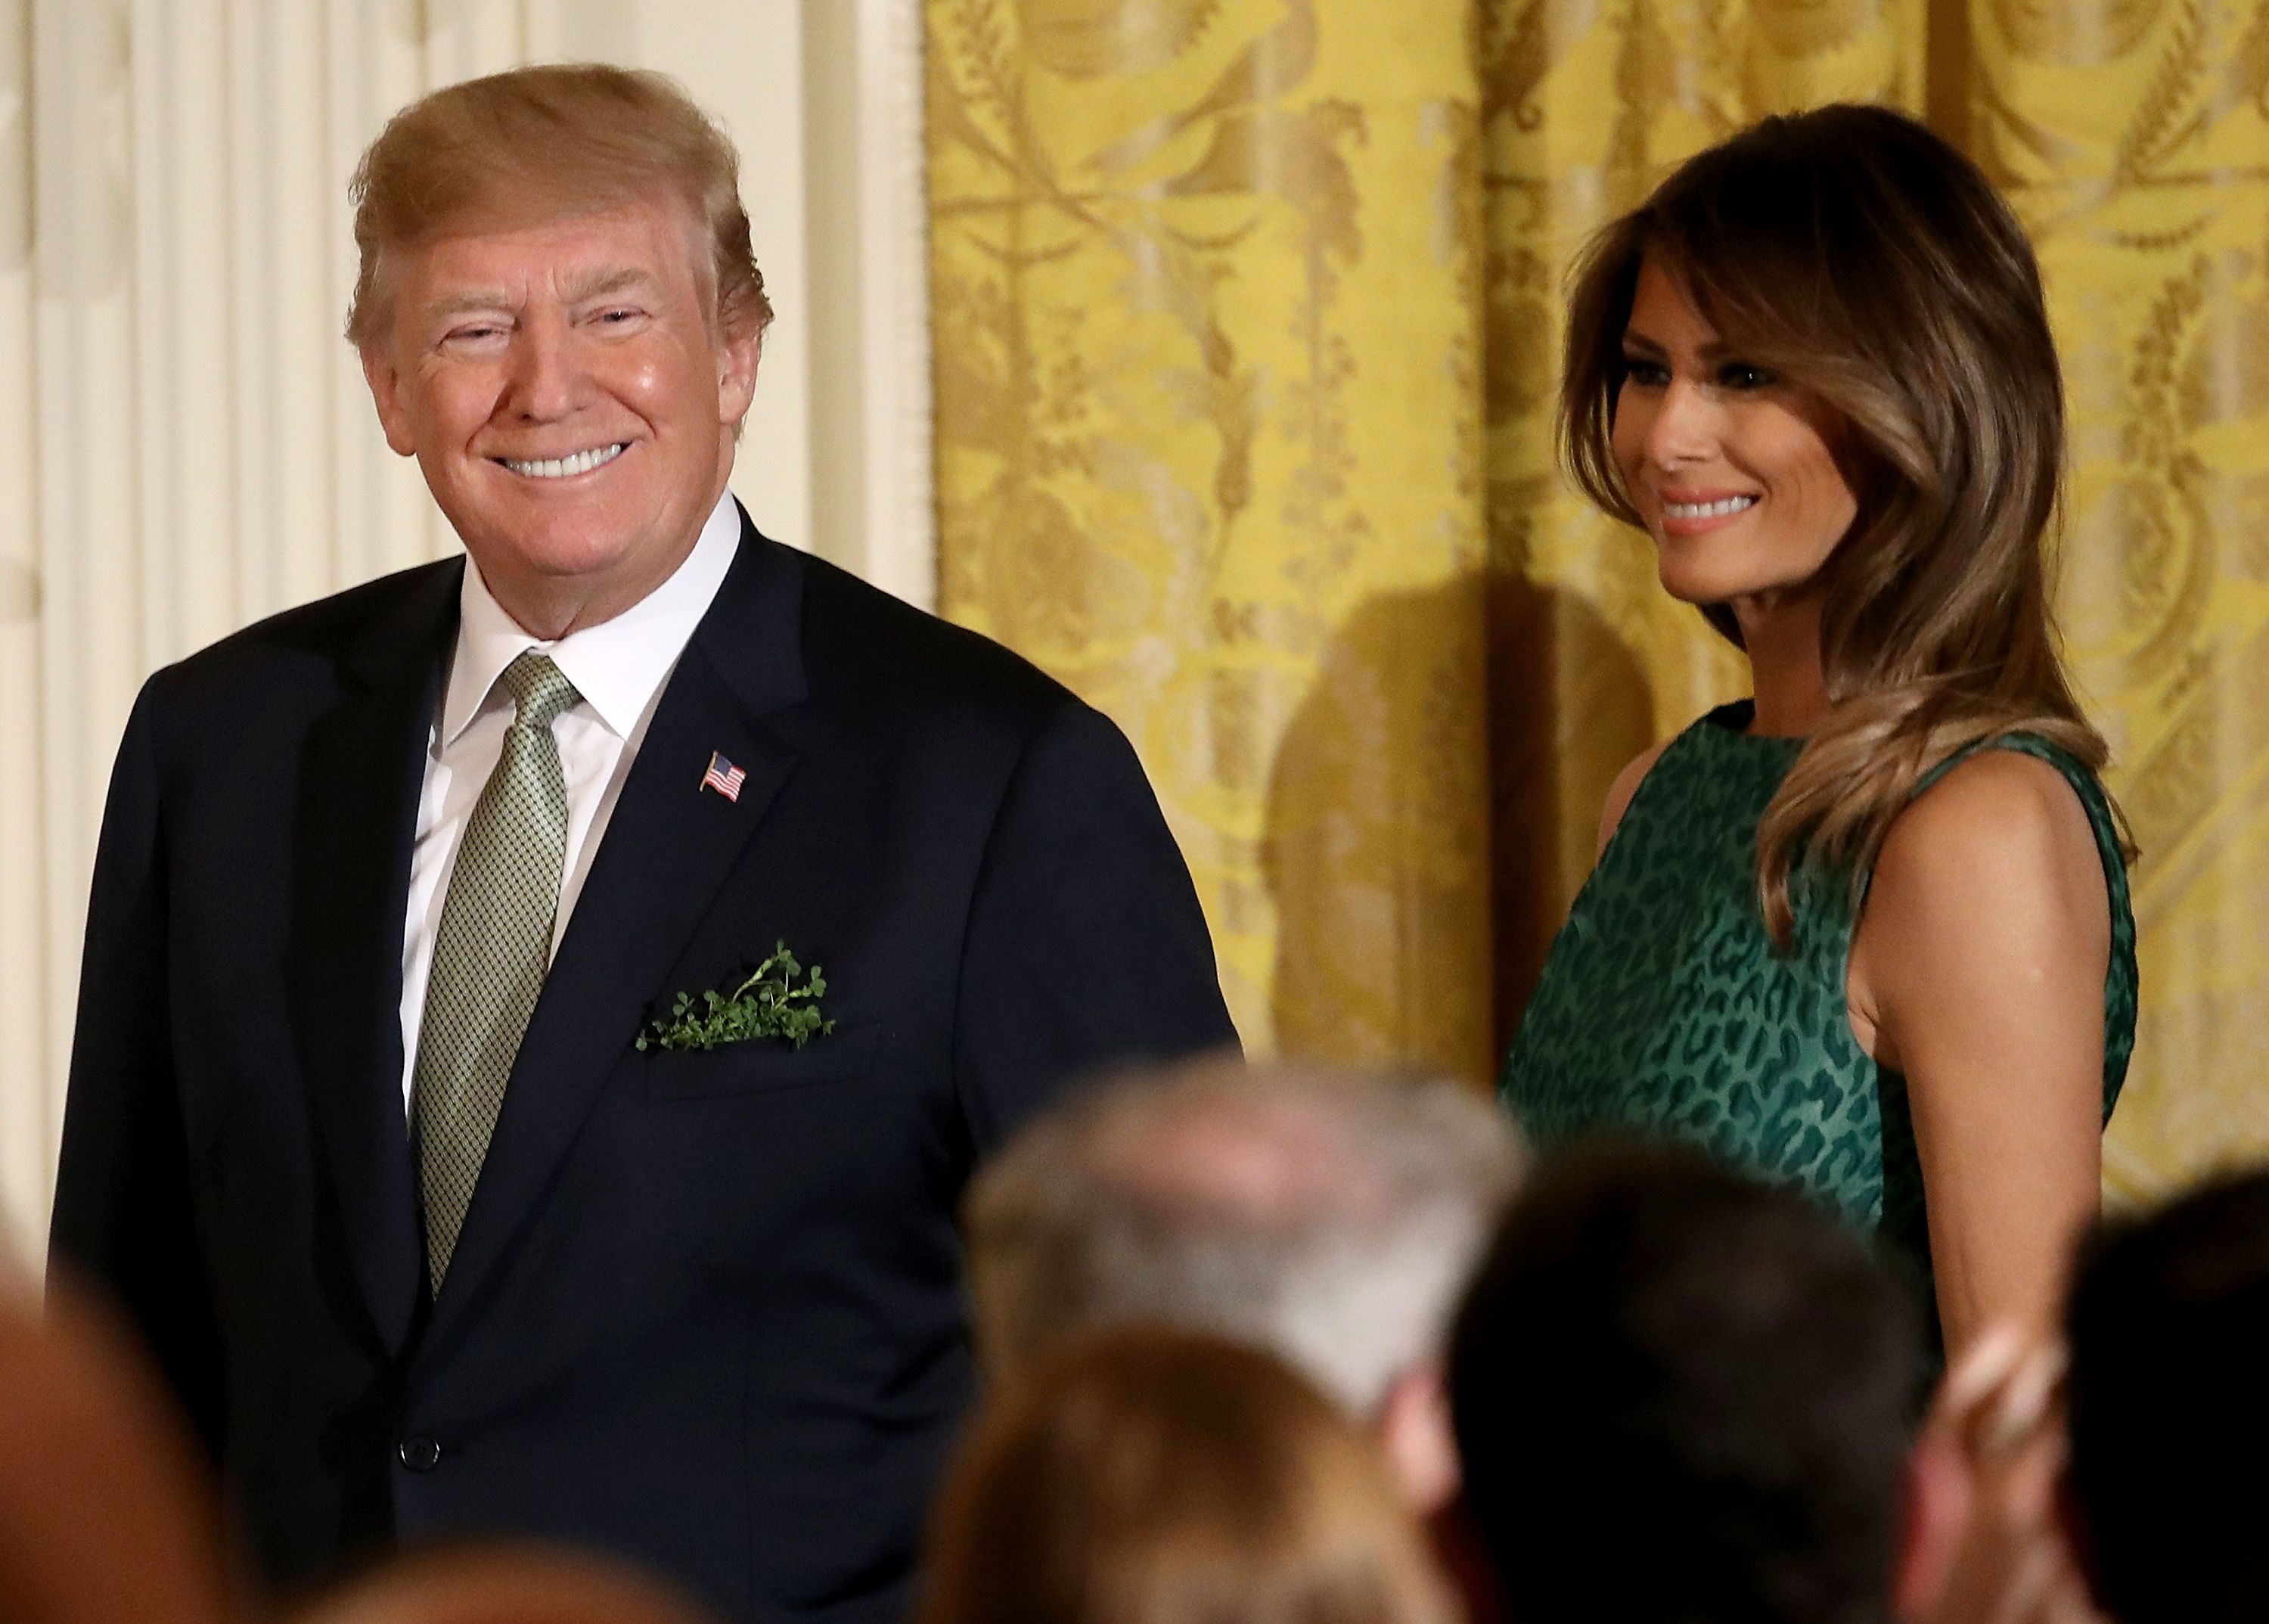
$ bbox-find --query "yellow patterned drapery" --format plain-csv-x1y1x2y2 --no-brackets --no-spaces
924,0,2269,1201
927,0,1496,1084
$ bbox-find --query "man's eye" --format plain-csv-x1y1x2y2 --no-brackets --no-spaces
596,308,645,325
1718,362,1777,390
445,324,506,345
1620,356,1670,387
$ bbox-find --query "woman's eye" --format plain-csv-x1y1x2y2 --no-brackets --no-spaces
1621,356,1670,387
1717,362,1777,390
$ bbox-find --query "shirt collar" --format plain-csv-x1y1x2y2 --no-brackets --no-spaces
439,487,743,747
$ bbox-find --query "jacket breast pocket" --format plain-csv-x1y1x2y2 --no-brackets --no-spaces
643,1026,880,1101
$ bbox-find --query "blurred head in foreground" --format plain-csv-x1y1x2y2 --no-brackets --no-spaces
1450,1145,1927,1624
0,1280,232,1624
2065,1166,2269,1624
290,1545,721,1624
966,1057,1525,1507
919,1326,1457,1624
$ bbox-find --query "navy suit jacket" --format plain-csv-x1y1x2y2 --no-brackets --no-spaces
49,513,1238,1623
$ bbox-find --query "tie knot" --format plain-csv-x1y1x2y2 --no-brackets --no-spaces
501,652,581,731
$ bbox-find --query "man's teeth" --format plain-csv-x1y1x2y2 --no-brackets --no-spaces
501,443,627,480
1664,495,1757,519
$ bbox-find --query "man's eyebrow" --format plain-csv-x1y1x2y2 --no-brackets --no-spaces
417,267,661,322
560,265,661,303
421,290,517,321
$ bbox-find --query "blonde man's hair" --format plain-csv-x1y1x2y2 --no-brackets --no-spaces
918,1327,1460,1624
345,63,772,349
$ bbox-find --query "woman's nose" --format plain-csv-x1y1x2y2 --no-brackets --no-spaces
1644,377,1719,469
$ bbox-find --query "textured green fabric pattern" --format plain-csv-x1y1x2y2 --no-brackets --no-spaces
414,652,582,1289
1500,701,2138,1293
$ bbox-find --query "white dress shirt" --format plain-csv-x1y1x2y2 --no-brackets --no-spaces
396,489,742,1114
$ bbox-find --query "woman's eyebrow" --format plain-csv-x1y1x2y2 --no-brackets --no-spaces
1619,331,1746,362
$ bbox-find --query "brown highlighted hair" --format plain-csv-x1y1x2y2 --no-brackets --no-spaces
918,1327,1457,1624
1560,104,2121,945
346,64,771,348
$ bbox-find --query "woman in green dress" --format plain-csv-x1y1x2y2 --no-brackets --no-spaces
1500,105,2136,1354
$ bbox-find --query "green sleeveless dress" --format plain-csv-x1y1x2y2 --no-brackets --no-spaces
1499,701,2138,1297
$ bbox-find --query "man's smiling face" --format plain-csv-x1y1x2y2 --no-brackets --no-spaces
362,200,759,635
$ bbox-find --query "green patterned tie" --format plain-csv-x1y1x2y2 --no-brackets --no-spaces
413,651,582,1290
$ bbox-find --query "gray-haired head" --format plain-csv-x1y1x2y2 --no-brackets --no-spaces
966,1057,1526,1417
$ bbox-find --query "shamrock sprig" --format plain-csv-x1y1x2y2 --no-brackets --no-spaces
637,942,837,1053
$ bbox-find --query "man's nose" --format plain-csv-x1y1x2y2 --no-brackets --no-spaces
503,315,582,422
1644,377,1718,470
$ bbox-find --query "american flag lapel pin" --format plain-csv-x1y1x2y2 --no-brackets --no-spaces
700,750,747,803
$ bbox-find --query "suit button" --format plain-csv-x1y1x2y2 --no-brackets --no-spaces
398,1436,442,1472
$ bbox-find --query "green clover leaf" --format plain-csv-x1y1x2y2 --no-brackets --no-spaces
635,942,840,1053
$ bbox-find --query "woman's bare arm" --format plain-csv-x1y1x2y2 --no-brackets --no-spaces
1847,750,2110,1353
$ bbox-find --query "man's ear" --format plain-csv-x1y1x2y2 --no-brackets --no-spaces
716,321,761,427
359,344,418,458
1375,1361,1462,1515
1892,1429,1971,1622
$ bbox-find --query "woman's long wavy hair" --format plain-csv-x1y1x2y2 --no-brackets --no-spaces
1560,103,2123,948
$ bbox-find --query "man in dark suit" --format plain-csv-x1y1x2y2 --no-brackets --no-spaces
49,64,1237,1624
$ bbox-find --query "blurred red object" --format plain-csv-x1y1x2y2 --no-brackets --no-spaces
0,1278,233,1624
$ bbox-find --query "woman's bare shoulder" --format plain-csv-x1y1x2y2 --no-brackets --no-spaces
1876,748,2104,899
1859,747,2110,1009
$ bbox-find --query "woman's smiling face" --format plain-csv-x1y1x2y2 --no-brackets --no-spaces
1610,257,1859,610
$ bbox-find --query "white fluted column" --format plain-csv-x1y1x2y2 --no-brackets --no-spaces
0,0,45,1276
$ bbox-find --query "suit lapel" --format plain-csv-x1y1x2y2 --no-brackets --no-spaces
290,560,461,1359
430,520,809,1326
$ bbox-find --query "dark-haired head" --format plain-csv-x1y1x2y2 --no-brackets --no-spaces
1561,105,2117,943
2066,1166,2269,1624
1448,1142,1926,1624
